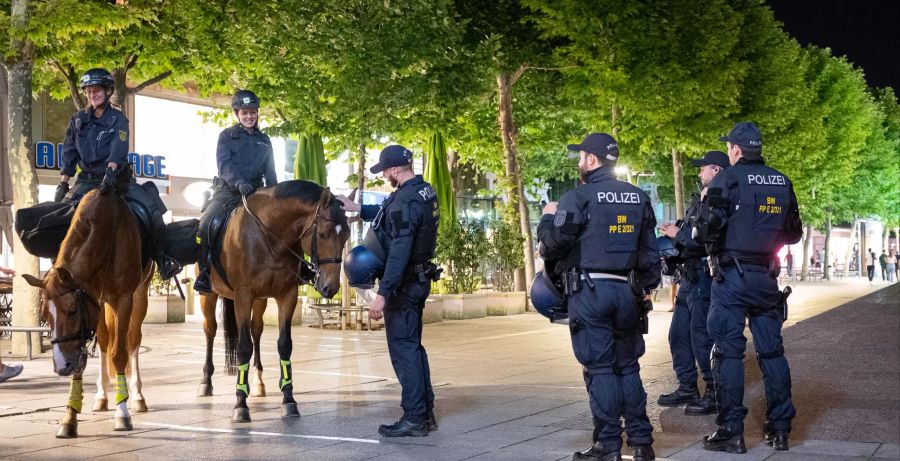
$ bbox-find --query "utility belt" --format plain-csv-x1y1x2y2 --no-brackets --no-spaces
561,268,628,296
678,257,707,283
77,170,106,181
404,261,442,283
710,253,780,281
212,176,264,193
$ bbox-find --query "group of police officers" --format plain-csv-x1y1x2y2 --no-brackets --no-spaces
59,67,801,459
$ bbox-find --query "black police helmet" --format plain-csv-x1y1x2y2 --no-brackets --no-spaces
79,68,115,89
343,245,385,289
231,90,260,110
530,271,567,323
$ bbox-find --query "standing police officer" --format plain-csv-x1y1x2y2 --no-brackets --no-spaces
538,133,660,461
194,89,278,293
337,145,440,437
56,67,180,279
657,151,729,415
693,122,802,453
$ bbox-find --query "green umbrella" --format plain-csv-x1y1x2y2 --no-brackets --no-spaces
293,132,328,186
424,131,455,234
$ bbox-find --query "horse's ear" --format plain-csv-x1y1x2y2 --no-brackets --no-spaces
21,274,44,289
348,188,358,201
319,187,333,206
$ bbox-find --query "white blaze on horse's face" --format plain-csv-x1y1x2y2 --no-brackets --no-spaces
48,300,68,372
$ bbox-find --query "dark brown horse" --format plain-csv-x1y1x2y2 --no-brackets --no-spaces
195,180,349,422
23,188,153,438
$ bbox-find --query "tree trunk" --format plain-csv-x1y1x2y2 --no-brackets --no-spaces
496,71,529,291
611,103,619,137
516,173,535,284
110,68,128,112
6,0,41,356
671,148,684,219
800,223,812,281
824,214,832,280
447,149,460,200
356,144,366,245
844,217,859,276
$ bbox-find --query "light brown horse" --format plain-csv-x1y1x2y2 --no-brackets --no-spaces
23,187,152,438
196,180,349,422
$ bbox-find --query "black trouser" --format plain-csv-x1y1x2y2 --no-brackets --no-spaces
867,265,875,282
197,188,240,279
383,280,434,423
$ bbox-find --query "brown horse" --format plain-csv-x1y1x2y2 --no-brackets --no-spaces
23,187,153,438
196,180,349,422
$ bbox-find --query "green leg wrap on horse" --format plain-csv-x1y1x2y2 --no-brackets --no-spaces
67,378,84,413
115,374,128,405
279,359,293,390
237,363,250,396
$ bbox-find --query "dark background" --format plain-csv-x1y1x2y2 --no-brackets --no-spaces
768,0,899,91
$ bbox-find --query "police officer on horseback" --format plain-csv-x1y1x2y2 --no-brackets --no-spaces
56,67,180,280
657,150,729,415
338,145,441,438
194,89,278,294
693,122,802,453
538,133,660,461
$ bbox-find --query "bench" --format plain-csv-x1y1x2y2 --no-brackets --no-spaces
0,325,51,360
307,300,371,331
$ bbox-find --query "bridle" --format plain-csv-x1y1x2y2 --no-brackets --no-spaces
46,282,100,350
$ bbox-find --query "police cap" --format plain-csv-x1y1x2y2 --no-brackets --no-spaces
567,133,619,162
690,150,729,169
370,145,414,174
719,122,762,148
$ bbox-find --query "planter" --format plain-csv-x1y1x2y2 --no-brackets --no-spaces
262,297,305,326
486,291,526,316
442,293,487,320
422,296,444,324
146,295,185,323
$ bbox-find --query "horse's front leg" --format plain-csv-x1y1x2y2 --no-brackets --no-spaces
198,292,219,396
276,287,300,418
110,296,134,431
231,291,254,423
56,373,84,438
250,298,267,397
92,309,111,412
128,269,151,413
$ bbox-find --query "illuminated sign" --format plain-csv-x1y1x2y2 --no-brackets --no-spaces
34,141,168,179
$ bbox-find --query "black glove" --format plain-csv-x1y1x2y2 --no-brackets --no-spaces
238,183,254,197
99,167,118,195
54,182,70,202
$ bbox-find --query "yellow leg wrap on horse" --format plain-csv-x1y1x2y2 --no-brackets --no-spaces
67,378,84,413
237,363,249,396
279,359,293,390
115,374,128,405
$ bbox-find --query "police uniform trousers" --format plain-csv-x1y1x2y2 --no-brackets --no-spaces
686,264,714,386
707,264,795,435
568,280,653,451
383,279,435,423
669,277,697,387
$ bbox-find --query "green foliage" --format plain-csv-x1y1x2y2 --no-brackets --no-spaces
149,271,172,297
435,220,489,294
486,220,524,292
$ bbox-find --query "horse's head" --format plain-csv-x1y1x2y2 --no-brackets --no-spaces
22,269,99,376
301,187,350,298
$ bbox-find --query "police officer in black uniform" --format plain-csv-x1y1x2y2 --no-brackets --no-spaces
657,151,729,415
193,89,278,293
693,122,802,453
56,68,180,279
337,145,440,438
538,133,660,461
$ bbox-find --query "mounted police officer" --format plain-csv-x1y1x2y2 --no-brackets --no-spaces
693,122,802,453
56,67,180,280
538,133,660,461
657,150,729,415
193,89,278,293
337,145,440,438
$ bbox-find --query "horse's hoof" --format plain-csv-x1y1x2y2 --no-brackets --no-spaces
281,402,300,418
92,398,109,412
197,383,213,397
231,407,251,423
251,384,266,397
113,417,133,431
55,424,78,438
131,399,148,413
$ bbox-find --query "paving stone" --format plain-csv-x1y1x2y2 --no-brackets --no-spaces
873,442,900,459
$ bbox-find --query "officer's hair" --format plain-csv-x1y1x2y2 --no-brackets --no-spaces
739,145,762,159
396,163,413,172
596,156,617,168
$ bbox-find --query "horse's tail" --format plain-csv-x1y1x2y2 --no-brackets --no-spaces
223,298,238,375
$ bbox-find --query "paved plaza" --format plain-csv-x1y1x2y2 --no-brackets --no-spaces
0,279,897,460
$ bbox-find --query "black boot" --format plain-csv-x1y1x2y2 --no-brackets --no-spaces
378,418,428,437
632,444,655,461
684,383,717,415
426,410,438,432
764,422,789,450
193,271,212,294
193,235,212,294
572,443,621,461
702,428,746,454
657,383,699,406
156,255,182,280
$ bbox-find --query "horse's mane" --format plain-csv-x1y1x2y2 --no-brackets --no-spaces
271,180,323,204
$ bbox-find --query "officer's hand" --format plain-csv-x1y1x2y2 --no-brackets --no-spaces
368,294,385,321
239,183,254,197
99,167,117,195
660,223,678,238
335,195,360,212
542,201,558,216
54,181,70,202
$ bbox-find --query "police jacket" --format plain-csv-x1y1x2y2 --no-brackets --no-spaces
696,157,802,262
360,175,439,298
675,193,708,260
537,166,661,292
60,105,130,177
216,125,278,191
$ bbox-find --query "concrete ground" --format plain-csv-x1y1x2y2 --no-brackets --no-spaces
0,278,897,460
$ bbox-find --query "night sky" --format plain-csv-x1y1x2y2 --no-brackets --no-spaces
767,0,899,91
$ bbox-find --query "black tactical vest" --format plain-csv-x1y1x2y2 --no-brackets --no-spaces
373,176,440,264
721,160,794,258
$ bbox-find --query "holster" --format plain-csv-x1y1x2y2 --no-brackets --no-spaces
561,269,583,296
627,270,653,335
406,261,442,283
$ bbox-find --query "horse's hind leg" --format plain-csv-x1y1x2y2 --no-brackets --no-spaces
198,291,219,397
128,265,152,413
92,307,112,412
275,287,300,418
250,298,267,397
230,291,254,423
